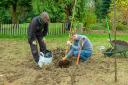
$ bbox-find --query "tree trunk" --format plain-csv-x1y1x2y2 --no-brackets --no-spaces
65,6,72,22
12,4,18,24
64,0,75,22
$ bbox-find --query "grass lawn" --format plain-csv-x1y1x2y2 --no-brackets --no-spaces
1,33,128,54
45,33,128,53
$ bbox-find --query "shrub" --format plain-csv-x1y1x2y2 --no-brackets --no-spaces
87,23,106,30
116,23,128,31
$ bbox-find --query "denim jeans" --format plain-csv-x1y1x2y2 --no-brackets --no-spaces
66,46,92,61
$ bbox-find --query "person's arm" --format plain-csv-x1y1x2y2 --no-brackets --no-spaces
71,44,81,50
42,23,48,37
28,19,36,42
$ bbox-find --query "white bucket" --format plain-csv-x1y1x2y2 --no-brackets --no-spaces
38,52,53,68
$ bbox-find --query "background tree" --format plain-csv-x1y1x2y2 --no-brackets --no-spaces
94,0,102,22
33,0,65,22
0,0,32,24
94,0,111,21
108,0,128,31
101,0,111,19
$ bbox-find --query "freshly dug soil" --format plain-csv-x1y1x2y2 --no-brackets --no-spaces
58,60,72,68
111,40,128,46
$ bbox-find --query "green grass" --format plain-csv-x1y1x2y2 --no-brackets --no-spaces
1,33,128,42
42,33,128,51
0,33,128,56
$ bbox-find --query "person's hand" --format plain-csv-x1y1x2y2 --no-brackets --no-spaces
62,57,67,61
66,41,72,46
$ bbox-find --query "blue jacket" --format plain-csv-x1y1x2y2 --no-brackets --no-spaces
72,35,93,51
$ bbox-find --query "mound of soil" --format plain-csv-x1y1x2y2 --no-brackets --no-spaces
111,40,128,46
58,60,72,68
52,48,66,67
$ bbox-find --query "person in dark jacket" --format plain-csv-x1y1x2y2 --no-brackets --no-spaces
28,12,49,65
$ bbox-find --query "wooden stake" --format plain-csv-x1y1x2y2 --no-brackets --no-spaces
113,0,117,82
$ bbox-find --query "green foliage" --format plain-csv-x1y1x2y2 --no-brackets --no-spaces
83,12,97,28
87,23,106,30
116,22,128,31
32,0,66,22
94,0,102,22
94,0,111,21
0,0,97,25
0,8,11,23
75,0,87,22
109,0,128,27
101,0,111,19
0,0,32,23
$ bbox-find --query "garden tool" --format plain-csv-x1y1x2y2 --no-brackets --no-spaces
76,48,81,64
76,39,82,64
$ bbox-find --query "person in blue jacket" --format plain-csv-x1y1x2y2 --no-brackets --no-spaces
63,33,93,61
27,12,49,64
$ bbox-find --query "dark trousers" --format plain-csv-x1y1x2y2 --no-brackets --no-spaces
28,36,46,63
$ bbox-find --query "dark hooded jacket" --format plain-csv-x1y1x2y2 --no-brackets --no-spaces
28,16,48,41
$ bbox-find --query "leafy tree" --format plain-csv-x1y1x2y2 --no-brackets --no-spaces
101,0,111,19
116,0,128,24
0,0,32,23
108,0,128,31
33,0,65,22
94,0,111,21
94,0,102,22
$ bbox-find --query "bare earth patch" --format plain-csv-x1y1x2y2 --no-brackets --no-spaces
0,40,128,85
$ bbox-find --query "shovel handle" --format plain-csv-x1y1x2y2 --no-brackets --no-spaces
76,50,81,64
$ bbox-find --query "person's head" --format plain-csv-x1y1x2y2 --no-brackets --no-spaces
71,33,84,41
40,12,49,23
70,33,78,41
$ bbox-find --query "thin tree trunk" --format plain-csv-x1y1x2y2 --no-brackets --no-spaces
64,0,75,22
12,4,18,24
65,7,72,21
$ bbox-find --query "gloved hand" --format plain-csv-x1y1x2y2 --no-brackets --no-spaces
66,41,72,46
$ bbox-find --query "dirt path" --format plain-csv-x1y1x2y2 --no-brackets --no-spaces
0,40,128,85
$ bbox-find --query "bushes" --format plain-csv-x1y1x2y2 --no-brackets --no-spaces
86,22,128,31
82,12,97,31
87,23,106,30
116,23,128,31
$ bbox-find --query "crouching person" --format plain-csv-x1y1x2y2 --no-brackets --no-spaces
27,12,51,68
63,33,93,62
